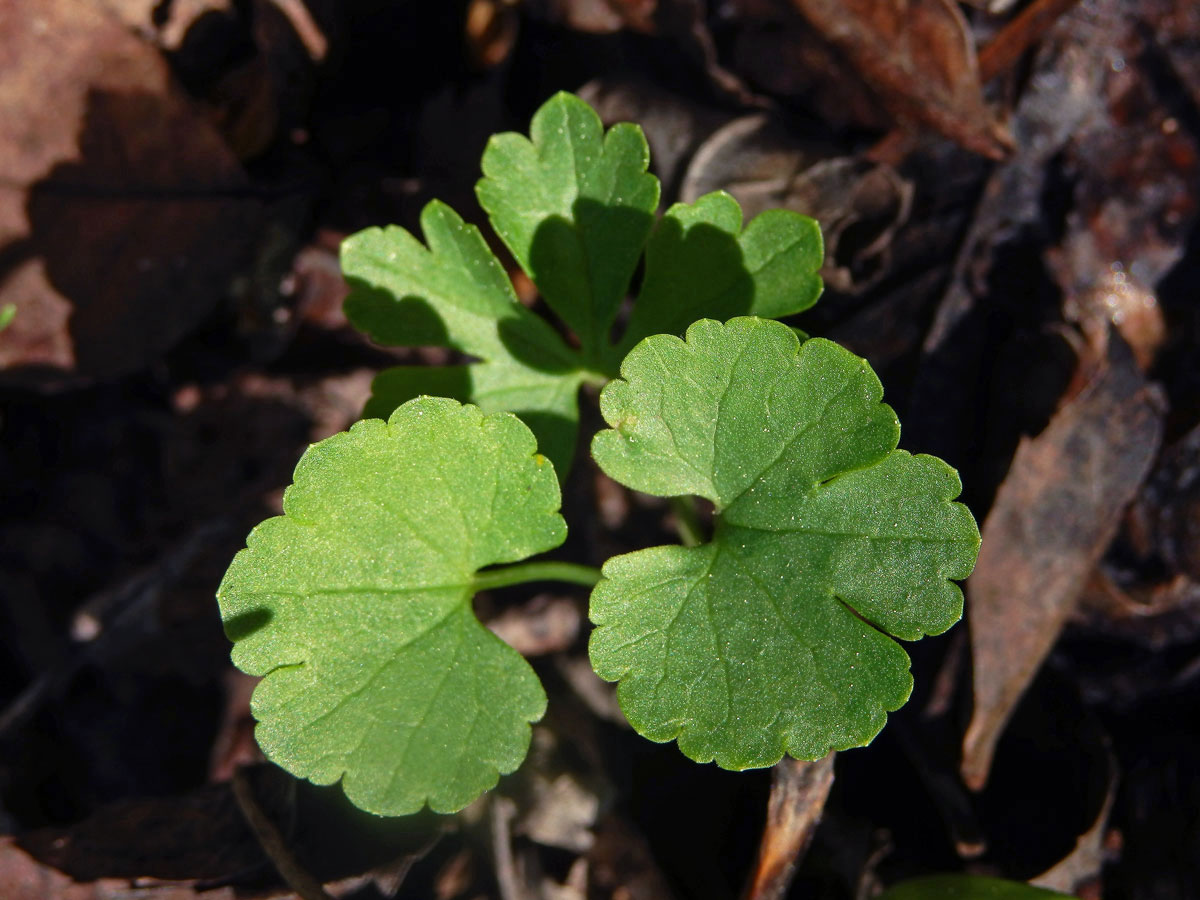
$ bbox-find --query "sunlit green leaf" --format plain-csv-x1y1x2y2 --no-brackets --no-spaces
590,317,980,768
217,397,564,815
477,91,659,363
342,201,584,472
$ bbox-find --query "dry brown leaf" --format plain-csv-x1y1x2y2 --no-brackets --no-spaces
527,0,656,34
961,337,1165,790
0,838,240,900
789,0,1014,159
1137,422,1200,582
0,0,263,382
1044,1,1199,374
579,79,731,195
466,0,521,68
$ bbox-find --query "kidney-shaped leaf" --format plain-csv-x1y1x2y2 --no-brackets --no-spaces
217,397,565,815
590,318,979,768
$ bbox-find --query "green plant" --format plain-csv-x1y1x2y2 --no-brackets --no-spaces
217,93,981,818
877,875,1069,899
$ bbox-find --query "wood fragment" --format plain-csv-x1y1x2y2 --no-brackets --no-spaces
740,752,836,900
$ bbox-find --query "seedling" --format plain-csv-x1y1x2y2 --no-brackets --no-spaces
218,93,981,817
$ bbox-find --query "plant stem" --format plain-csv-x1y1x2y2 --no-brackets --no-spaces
472,560,603,592
669,496,705,547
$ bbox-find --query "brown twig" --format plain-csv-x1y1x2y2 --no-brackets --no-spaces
231,768,335,900
741,752,837,900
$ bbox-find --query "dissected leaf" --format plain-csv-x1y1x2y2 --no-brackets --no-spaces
476,91,660,363
590,317,979,768
342,201,584,472
217,397,565,815
878,874,1068,899
618,191,823,354
679,114,912,295
343,93,825,469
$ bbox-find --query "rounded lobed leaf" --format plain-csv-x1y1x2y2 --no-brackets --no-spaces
589,317,980,768
218,397,565,815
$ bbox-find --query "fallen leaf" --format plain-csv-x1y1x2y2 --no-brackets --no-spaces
728,9,893,134
0,0,263,382
579,79,730,198
909,0,1130,468
530,0,761,103
0,838,239,900
18,766,439,887
788,0,1014,159
527,0,655,33
962,336,1165,790
466,0,521,68
485,594,584,657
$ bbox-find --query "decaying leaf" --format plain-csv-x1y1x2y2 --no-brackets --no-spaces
962,337,1165,790
1045,0,1199,373
0,0,263,381
788,0,1013,159
0,838,238,900
1136,422,1200,583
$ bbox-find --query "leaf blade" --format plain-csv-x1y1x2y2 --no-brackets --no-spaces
218,398,565,815
477,92,660,361
590,317,979,767
619,192,823,354
341,200,583,473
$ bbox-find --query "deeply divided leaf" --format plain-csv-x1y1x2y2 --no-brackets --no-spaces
618,192,823,356
217,397,565,816
477,92,659,362
590,318,980,769
342,92,824,469
342,201,583,472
